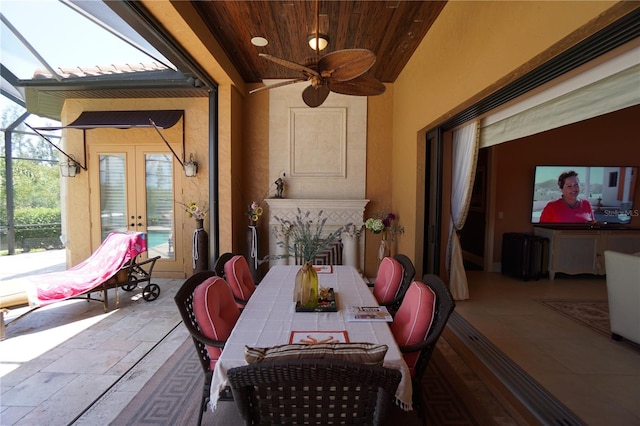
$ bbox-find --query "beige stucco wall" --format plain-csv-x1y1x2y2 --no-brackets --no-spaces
242,83,271,278
364,86,394,277
216,84,234,257
390,1,629,278
61,97,210,278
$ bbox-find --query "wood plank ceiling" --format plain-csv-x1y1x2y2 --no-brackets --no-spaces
192,1,447,84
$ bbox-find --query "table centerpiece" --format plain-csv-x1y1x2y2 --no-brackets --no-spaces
274,209,348,308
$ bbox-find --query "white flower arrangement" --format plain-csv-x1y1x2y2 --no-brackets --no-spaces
365,209,404,241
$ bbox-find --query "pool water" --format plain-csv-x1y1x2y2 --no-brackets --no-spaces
147,230,171,247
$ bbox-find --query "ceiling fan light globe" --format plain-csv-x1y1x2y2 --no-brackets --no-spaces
251,36,268,47
307,34,329,51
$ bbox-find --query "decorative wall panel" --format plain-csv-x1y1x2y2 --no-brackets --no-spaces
290,107,346,177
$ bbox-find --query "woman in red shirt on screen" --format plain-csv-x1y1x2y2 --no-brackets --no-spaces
540,170,595,223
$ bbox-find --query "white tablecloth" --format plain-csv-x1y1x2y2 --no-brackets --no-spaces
210,265,412,411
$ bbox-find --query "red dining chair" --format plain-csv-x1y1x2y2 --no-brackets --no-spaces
372,256,404,312
390,254,416,314
174,271,241,426
213,252,234,278
223,254,257,308
390,275,455,419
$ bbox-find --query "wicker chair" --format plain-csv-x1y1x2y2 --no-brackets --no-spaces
213,252,235,278
372,257,404,311
390,254,416,315
390,274,455,419
227,358,401,426
174,271,241,426
222,255,257,309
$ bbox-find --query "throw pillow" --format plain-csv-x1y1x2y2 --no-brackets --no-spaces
244,342,388,366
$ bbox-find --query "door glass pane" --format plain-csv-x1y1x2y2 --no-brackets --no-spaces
145,153,174,260
99,154,127,240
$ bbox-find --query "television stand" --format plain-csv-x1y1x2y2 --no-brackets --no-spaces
533,225,640,279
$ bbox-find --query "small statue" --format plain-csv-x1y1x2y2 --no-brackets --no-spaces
275,177,285,198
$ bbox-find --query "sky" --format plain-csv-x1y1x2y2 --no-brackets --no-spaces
1,0,169,124
1,0,156,79
534,166,603,186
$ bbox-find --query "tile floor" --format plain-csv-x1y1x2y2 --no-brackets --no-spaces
457,271,640,426
1,251,639,425
0,250,186,425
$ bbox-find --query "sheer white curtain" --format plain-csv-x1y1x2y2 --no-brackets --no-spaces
447,121,479,300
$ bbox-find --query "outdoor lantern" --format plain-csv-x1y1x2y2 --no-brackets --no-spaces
184,154,198,177
59,158,80,177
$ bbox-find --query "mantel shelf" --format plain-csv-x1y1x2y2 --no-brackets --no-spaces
264,199,369,272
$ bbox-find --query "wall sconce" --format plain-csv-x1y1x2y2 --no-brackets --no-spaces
308,34,329,51
184,154,198,177
60,156,81,177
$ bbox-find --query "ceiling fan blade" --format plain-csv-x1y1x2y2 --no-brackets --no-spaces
318,49,376,82
328,75,386,96
258,53,319,77
302,83,330,108
249,78,306,94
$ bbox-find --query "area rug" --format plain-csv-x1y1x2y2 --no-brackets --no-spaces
536,299,640,351
536,299,611,337
112,336,490,425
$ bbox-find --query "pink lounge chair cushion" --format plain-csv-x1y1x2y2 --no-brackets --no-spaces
373,256,403,304
193,276,240,368
224,255,256,305
390,281,436,375
32,231,147,306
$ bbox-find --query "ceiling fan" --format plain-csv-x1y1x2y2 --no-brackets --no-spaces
249,0,385,107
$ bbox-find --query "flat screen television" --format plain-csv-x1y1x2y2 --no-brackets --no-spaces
531,165,638,224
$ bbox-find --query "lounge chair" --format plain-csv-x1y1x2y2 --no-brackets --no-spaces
0,231,160,338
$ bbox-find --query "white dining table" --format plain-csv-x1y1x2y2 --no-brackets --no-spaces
209,265,412,411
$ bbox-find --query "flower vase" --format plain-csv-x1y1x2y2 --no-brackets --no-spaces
378,231,390,265
295,261,319,308
193,219,209,273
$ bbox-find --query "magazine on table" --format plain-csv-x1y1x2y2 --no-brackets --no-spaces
345,305,393,322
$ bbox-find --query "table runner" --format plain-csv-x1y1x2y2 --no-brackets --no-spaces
210,265,412,411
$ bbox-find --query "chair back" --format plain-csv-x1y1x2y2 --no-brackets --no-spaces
390,274,455,378
390,281,435,374
391,254,416,313
213,252,234,279
174,271,240,373
373,256,403,305
227,359,401,426
224,255,257,306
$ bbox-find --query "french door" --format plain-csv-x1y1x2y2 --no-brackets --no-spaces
89,144,184,274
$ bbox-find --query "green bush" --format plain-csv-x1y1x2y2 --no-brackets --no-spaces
14,207,61,240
